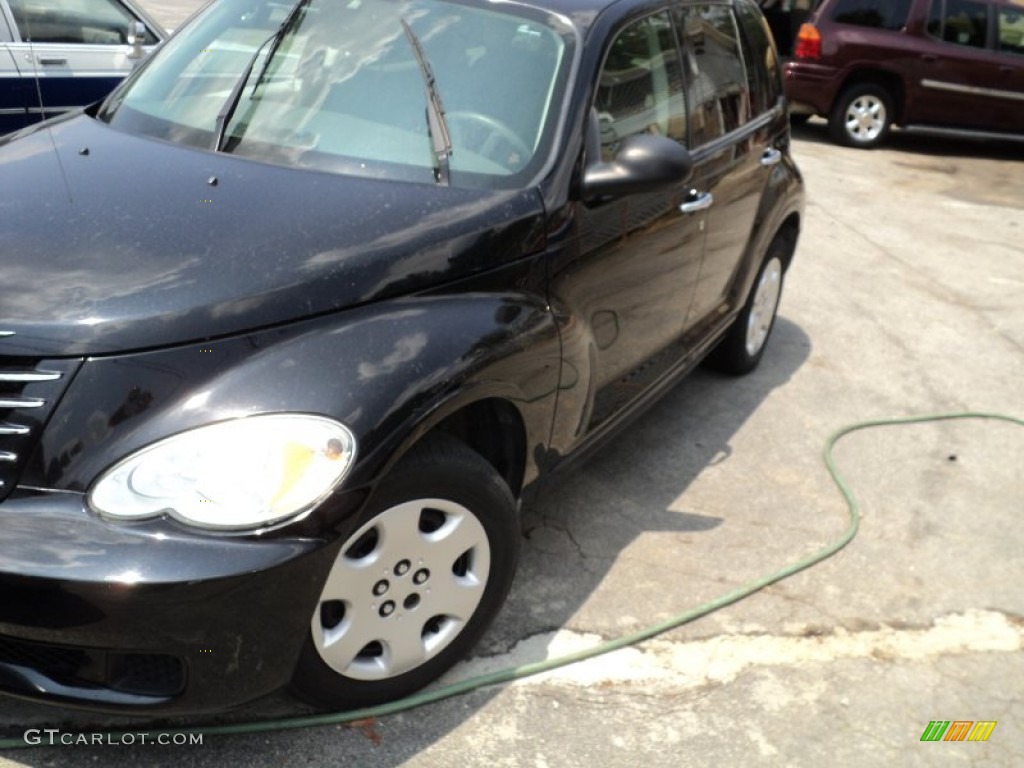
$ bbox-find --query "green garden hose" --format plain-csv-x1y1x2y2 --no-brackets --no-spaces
1,411,1020,749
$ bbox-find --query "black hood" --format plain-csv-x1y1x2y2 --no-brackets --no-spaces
0,116,545,357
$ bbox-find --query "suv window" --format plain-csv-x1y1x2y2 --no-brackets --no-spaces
734,0,781,117
997,6,1024,55
926,0,990,49
831,0,912,30
7,0,157,45
595,12,686,160
679,4,750,144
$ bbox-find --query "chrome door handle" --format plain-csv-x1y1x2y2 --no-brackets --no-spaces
38,57,67,66
679,192,713,214
761,148,782,167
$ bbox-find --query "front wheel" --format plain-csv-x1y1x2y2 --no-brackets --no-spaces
704,246,786,376
828,83,894,148
291,435,519,709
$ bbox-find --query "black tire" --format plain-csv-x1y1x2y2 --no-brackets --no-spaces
291,434,519,709
828,83,894,149
704,242,787,376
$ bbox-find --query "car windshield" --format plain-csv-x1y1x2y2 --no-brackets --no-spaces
99,0,574,188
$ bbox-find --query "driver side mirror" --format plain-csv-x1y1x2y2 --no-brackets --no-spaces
581,110,693,200
127,20,147,60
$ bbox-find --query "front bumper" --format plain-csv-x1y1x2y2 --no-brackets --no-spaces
0,489,342,714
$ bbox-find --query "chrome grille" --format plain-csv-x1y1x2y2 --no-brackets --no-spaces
0,357,80,499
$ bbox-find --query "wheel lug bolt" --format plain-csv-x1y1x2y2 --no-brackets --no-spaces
379,600,396,617
413,568,430,585
395,559,411,576
373,579,389,596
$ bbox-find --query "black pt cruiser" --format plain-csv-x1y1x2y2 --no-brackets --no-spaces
0,0,803,713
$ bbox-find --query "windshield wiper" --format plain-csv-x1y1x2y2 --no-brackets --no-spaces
400,18,452,186
212,0,314,152
252,0,314,91
211,32,273,151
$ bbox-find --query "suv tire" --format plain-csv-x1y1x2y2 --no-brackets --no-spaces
829,83,894,148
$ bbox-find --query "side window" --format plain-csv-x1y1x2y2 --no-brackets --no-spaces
1,10,15,42
734,0,781,117
831,0,912,30
7,0,157,45
926,0,989,49
997,7,1024,56
595,12,687,161
679,5,750,145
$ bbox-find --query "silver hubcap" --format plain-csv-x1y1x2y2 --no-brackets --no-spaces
843,94,886,143
745,257,782,357
312,498,491,681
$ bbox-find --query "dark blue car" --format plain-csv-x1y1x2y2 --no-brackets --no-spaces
0,0,165,133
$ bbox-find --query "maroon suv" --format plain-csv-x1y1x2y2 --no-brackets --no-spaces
784,0,1024,147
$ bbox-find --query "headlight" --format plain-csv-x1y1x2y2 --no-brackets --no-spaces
89,414,357,530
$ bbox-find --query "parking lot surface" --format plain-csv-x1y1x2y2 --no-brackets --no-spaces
1,3,1021,764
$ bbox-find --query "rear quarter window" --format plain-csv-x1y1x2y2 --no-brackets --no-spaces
831,0,913,30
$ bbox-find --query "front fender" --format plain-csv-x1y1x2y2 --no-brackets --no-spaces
24,291,561,533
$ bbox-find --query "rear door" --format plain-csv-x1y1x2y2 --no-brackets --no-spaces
908,0,1018,130
674,2,777,339
4,0,160,122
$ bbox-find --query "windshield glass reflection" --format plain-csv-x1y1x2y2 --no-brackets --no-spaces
101,0,573,188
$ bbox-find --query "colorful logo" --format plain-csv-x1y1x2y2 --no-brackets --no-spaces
920,721,997,742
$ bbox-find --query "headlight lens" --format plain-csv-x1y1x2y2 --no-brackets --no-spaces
89,414,357,530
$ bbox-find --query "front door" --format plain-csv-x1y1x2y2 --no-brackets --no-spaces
550,10,706,433
993,3,1024,132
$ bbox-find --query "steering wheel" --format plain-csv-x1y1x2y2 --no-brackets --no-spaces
446,111,531,171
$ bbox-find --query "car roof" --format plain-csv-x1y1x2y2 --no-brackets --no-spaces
513,0,741,33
